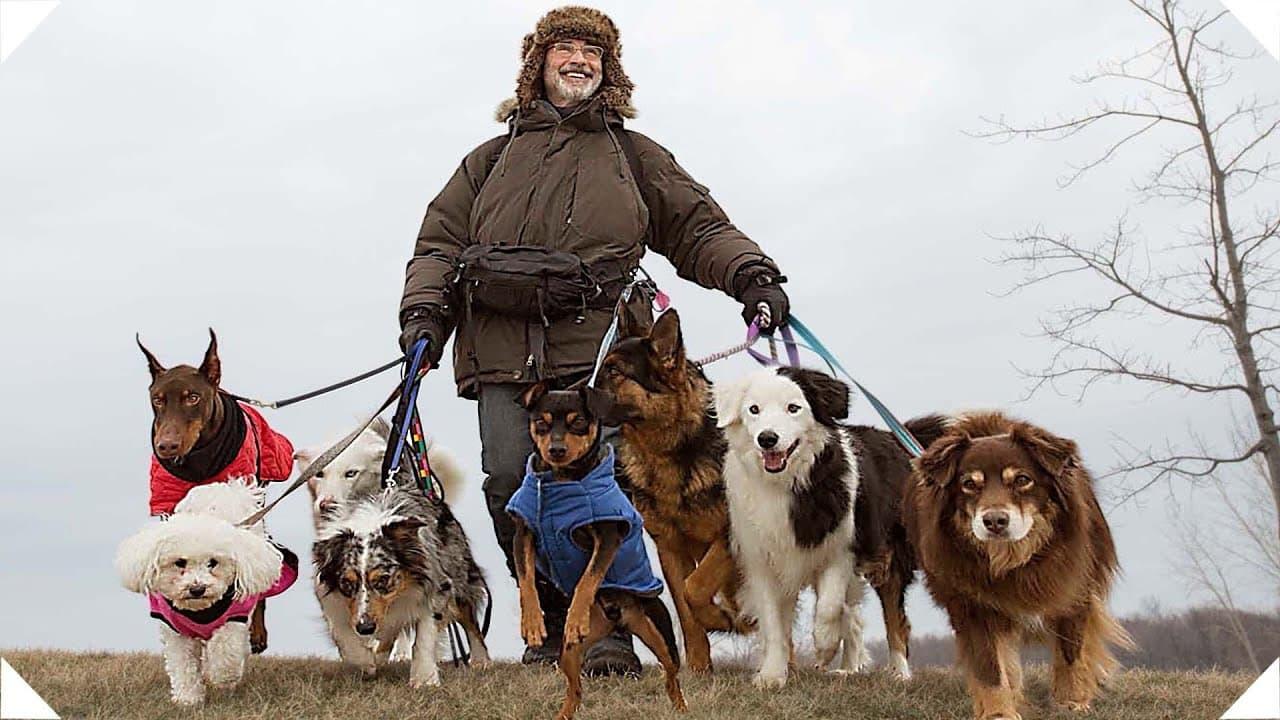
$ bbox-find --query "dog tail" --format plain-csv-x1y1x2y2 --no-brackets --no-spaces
427,443,467,504
904,414,951,453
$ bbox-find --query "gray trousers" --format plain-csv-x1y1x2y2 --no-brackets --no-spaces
477,381,624,615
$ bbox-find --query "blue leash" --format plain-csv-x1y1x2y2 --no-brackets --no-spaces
738,315,924,458
782,316,925,457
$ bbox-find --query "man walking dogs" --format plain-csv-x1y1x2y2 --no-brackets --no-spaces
398,6,789,674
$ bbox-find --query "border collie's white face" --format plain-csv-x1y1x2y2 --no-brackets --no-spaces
716,371,822,475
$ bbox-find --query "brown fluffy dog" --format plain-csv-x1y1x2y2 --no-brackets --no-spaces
905,412,1133,720
597,308,750,673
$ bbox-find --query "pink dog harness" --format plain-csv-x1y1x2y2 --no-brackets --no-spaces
148,546,298,640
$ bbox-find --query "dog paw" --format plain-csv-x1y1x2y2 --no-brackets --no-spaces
171,691,205,706
521,614,547,648
1057,700,1091,713
980,713,1022,720
752,670,787,689
409,673,441,689
360,665,378,680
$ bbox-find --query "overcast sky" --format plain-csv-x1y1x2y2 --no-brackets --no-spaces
1,0,1276,663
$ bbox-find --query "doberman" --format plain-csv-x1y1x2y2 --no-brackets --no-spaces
137,329,272,654
510,382,686,720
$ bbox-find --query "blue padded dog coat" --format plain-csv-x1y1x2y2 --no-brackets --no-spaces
506,447,663,597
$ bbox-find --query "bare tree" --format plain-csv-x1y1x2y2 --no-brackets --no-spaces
979,0,1280,541
1172,423,1280,672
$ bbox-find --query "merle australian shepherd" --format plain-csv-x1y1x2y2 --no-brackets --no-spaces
715,366,946,688
312,482,490,688
906,412,1132,720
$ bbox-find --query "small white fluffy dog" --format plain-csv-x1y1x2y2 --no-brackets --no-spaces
715,368,871,688
115,479,289,705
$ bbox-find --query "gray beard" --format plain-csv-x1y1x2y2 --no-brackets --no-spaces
548,72,602,105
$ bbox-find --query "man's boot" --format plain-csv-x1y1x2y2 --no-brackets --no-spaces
583,629,642,677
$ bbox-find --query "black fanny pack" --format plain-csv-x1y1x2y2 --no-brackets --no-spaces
455,245,630,323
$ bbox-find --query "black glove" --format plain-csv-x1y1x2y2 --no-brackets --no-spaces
398,306,447,366
734,270,790,332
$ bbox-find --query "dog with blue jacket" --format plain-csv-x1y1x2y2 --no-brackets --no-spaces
507,381,685,720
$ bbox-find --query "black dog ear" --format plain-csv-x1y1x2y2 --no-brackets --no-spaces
778,367,849,424
914,432,970,487
581,386,616,422
516,381,551,410
617,300,652,340
136,334,165,380
649,309,684,368
199,328,221,387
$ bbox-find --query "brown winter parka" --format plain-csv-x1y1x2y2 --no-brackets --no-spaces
400,94,778,397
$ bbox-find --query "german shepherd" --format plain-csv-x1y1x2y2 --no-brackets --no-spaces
595,308,750,673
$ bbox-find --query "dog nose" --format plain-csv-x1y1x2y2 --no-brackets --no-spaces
355,619,377,636
317,497,336,514
155,438,181,456
188,584,207,598
982,511,1010,535
757,431,779,449
549,445,567,460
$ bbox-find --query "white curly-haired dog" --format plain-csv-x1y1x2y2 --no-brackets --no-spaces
115,479,298,705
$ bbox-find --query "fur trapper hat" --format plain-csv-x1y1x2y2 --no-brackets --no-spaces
497,6,635,121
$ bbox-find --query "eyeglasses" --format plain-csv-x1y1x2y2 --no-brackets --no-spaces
549,41,604,61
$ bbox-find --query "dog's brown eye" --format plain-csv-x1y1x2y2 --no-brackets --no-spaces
175,559,187,569
185,394,200,406
344,469,360,479
533,420,551,433
605,366,621,379
961,478,978,492
207,559,218,569
1015,474,1034,490
787,403,802,414
748,405,760,415
151,396,164,407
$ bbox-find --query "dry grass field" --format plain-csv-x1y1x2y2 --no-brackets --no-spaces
1,649,1252,720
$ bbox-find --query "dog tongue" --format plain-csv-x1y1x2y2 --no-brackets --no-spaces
762,450,787,472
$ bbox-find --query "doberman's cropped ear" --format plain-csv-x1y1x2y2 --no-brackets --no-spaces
778,367,850,424
581,386,616,423
199,328,221,387
516,381,551,410
136,334,165,381
649,309,684,368
914,431,970,488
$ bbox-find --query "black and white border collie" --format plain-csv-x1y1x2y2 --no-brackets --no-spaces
716,367,941,688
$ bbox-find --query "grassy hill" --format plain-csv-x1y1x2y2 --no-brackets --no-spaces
1,650,1253,720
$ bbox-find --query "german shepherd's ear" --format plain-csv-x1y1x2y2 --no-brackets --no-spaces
1009,422,1079,482
136,334,165,380
713,375,750,429
581,385,616,423
617,300,652,339
516,381,551,410
914,431,970,487
649,309,684,369
199,328,221,387
778,367,849,424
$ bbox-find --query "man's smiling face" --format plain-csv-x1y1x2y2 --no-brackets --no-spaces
543,39,604,107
